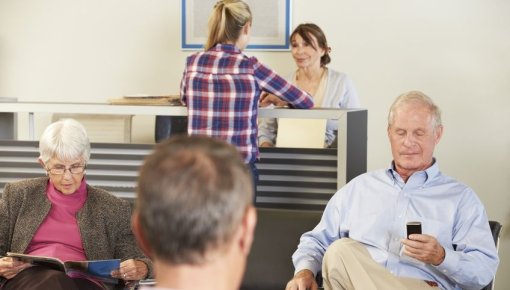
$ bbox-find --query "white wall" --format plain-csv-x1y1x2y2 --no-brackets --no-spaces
1,0,509,288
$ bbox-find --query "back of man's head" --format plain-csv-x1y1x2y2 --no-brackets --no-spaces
134,135,254,265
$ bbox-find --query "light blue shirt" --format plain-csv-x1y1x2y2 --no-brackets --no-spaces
293,160,499,290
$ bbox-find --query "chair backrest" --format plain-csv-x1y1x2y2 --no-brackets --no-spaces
489,220,503,247
242,208,323,290
482,220,502,290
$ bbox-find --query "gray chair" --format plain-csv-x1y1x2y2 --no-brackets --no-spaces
482,220,502,290
241,208,323,290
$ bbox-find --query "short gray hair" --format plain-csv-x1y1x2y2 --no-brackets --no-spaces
388,90,442,129
136,135,253,265
39,119,91,164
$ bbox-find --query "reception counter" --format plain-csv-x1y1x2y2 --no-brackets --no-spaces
0,102,367,210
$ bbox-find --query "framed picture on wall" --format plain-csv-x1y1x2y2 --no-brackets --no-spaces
181,0,291,50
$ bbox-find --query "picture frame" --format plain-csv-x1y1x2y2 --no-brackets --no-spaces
181,0,292,50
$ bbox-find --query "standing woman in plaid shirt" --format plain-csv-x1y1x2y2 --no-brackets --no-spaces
180,0,314,195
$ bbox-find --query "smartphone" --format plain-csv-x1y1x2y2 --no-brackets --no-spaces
406,221,422,238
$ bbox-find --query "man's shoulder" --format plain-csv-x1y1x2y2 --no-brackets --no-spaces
338,169,390,194
430,171,477,196
417,164,478,200
351,168,389,182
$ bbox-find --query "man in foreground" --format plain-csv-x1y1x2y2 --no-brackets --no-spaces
132,135,257,290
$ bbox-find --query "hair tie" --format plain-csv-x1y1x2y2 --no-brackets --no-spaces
214,0,225,8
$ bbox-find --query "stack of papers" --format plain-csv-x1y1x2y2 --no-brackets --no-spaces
108,95,182,106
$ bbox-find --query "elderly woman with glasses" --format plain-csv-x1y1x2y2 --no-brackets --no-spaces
0,119,152,290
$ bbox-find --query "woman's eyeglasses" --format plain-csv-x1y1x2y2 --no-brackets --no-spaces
47,165,86,175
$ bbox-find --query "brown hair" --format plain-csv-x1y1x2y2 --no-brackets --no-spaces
290,23,331,67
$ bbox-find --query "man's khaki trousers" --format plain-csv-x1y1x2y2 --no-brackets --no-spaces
322,238,437,290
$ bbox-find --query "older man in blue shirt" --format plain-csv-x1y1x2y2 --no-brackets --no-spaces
285,91,499,290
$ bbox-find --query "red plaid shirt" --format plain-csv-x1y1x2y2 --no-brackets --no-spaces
180,44,314,163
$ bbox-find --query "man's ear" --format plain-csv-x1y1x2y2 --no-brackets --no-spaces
131,211,153,258
238,206,257,256
434,125,443,145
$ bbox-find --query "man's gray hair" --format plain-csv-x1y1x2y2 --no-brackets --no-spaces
388,90,442,129
136,135,253,265
39,118,91,164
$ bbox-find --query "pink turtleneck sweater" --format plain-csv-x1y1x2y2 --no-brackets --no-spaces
25,179,88,262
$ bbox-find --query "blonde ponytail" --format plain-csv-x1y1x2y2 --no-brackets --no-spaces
204,0,252,50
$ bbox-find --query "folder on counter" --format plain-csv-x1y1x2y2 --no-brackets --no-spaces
276,118,327,148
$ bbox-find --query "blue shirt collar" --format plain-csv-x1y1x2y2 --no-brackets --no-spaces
386,158,440,187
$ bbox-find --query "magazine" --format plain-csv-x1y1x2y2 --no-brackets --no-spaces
6,252,120,284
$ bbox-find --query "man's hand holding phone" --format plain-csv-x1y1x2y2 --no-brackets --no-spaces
402,221,445,265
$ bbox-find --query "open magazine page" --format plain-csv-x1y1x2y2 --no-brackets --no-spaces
7,252,120,284
6,252,65,271
65,259,120,284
